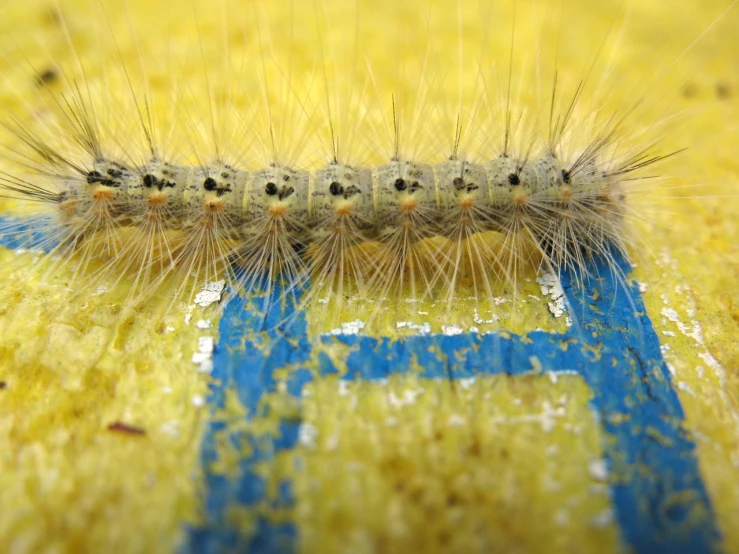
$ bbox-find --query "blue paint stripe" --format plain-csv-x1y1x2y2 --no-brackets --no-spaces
185,252,721,554
0,216,720,553
0,216,56,250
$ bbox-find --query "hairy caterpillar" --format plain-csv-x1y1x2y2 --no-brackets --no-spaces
0,0,731,336
1,1,738,554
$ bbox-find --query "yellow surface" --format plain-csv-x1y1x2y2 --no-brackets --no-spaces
284,374,618,554
0,0,737,552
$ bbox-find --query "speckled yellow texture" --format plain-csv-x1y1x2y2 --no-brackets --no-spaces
279,374,618,554
0,0,737,552
0,245,211,552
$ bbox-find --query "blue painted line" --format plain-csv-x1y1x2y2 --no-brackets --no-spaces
186,286,312,554
185,252,721,554
0,216,56,250
0,216,720,553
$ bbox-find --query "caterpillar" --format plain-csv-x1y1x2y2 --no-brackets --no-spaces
0,0,730,336
0,107,647,328
1,1,738,553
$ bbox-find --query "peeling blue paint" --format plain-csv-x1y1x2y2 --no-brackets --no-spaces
186,253,720,554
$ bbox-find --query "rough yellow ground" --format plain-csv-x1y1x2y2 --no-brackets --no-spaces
281,374,618,554
0,0,737,552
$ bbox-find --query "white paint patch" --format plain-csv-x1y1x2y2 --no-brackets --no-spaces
473,309,499,324
194,280,226,308
298,423,318,448
396,321,431,334
442,324,464,336
198,336,214,354
537,272,571,326
191,352,211,365
160,420,180,437
326,319,366,336
192,335,215,374
588,459,609,482
14,247,45,255
387,388,425,408
192,394,206,407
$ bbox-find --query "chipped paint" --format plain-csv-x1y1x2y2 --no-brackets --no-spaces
194,280,226,308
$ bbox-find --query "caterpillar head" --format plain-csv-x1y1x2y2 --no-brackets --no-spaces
86,158,130,203
374,159,434,225
139,159,186,207
533,155,567,191
123,158,186,210
312,163,373,225
436,159,489,212
486,155,537,208
184,161,248,215
249,164,309,221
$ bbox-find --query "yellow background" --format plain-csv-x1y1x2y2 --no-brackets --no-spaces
0,0,737,552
